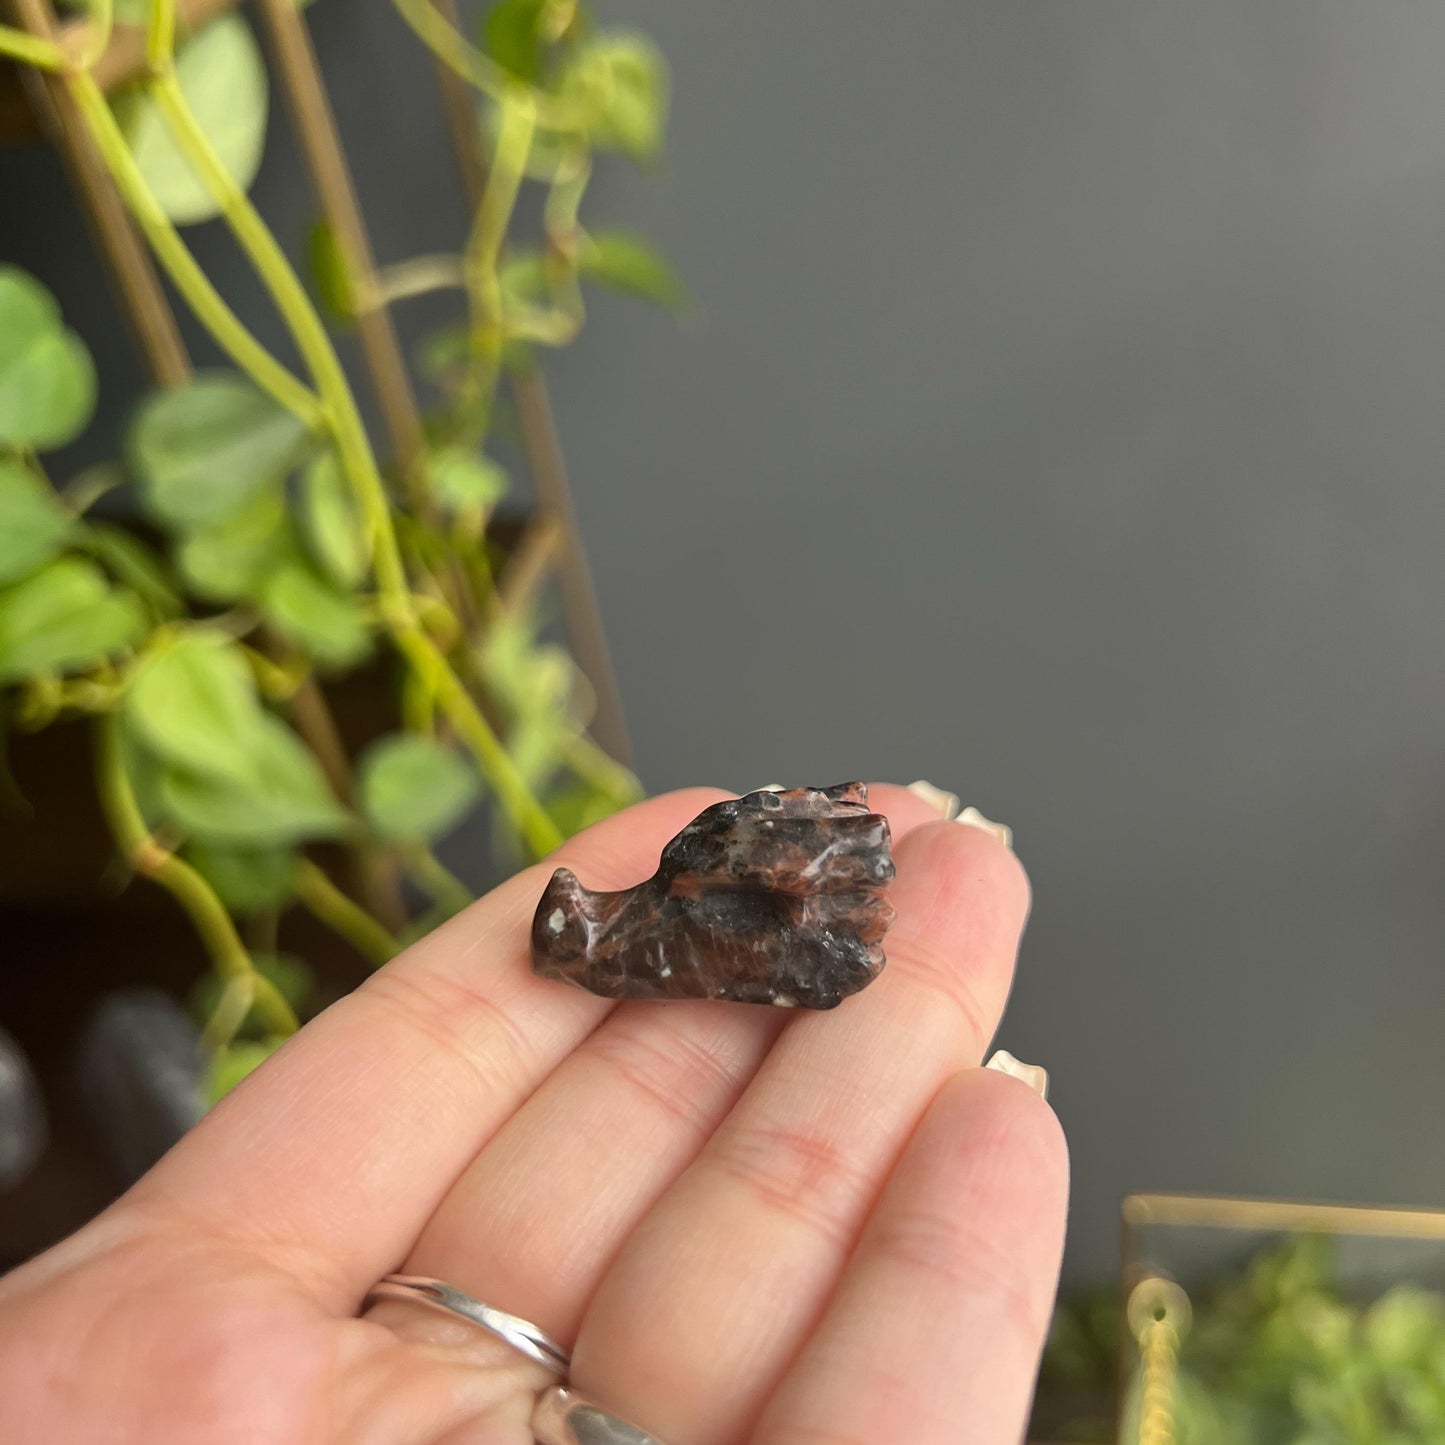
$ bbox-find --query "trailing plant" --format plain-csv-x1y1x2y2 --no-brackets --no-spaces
1038,1235,1445,1443
0,0,679,1094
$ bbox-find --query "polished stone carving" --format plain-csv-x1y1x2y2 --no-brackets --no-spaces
530,783,896,1009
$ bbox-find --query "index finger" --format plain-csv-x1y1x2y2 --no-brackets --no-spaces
126,788,727,1306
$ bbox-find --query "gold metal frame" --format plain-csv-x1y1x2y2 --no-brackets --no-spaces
0,0,632,762
1118,1192,1445,1441
1123,1192,1445,1284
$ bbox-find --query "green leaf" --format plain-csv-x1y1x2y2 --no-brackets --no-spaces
358,733,481,842
507,710,571,788
306,219,358,323
417,324,469,384
259,560,371,669
546,779,618,839
254,951,313,1011
0,266,97,452
425,447,508,513
175,491,293,603
562,35,668,161
160,711,349,845
0,458,73,585
297,450,367,587
78,523,184,616
129,373,311,531
580,229,685,310
125,630,264,782
484,0,547,79
498,250,549,307
187,843,298,913
114,714,169,831
0,558,146,683
204,1036,285,1104
1364,1288,1445,1371
484,615,573,716
116,14,270,225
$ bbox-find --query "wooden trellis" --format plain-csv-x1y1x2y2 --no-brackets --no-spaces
0,0,632,765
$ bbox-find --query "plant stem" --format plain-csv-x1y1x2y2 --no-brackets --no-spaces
565,730,642,804
0,23,64,69
143,70,563,858
543,148,591,254
467,95,535,312
94,713,299,1036
145,0,176,72
375,253,467,303
65,72,324,425
76,0,113,69
401,665,438,734
424,653,556,855
390,0,583,131
284,672,352,797
271,657,408,931
240,642,302,700
199,975,256,1053
459,90,535,436
404,845,474,916
294,860,399,967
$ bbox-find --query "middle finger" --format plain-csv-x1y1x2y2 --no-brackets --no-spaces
571,817,1029,1445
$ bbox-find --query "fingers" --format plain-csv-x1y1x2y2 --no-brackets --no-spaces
379,782,948,1339
123,782,947,1315
387,1001,786,1340
754,1069,1068,1445
569,820,1030,1445
127,789,731,1307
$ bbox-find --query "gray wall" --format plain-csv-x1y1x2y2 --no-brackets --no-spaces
7,1,1445,1284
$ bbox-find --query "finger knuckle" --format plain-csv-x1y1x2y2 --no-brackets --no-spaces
585,1025,740,1140
707,1119,872,1253
362,965,541,1107
871,1204,1048,1343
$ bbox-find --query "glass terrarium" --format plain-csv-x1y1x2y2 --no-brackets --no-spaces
1122,1194,1445,1444
1035,1194,1445,1445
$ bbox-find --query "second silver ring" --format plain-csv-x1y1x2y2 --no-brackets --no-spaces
532,1385,670,1445
367,1274,570,1375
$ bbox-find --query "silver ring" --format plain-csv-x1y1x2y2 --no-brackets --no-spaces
532,1386,670,1445
367,1274,570,1375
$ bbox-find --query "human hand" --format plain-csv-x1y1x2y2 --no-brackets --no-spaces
0,785,1067,1444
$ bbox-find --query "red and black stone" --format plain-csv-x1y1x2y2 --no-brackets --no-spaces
530,783,897,1009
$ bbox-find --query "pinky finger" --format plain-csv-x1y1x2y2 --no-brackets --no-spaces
752,1069,1068,1445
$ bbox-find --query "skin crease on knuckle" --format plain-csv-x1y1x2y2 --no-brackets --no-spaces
583,1022,752,1142
705,1118,882,1256
876,1079,1068,1345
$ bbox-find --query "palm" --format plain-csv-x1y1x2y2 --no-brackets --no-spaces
0,786,1066,1445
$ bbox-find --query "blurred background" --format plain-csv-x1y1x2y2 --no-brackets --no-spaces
6,2,1445,1432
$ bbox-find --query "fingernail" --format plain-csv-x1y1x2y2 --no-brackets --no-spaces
985,1049,1049,1100
907,780,961,820
957,806,1013,850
